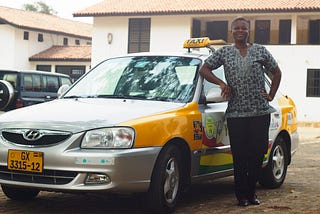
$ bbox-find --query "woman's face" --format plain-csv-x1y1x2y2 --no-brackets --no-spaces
231,20,249,43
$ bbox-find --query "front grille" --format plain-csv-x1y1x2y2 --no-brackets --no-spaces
0,166,77,185
1,129,71,146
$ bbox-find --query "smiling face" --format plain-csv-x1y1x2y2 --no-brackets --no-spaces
231,19,249,44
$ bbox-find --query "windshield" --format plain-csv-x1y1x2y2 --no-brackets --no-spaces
63,56,201,103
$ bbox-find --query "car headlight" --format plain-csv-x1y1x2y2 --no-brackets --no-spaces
81,127,135,149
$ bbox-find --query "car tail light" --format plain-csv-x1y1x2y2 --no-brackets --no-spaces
15,99,23,108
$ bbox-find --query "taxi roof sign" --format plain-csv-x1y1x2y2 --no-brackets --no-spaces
183,37,227,49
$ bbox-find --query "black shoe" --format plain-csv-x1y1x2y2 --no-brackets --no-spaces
238,199,249,207
248,195,260,205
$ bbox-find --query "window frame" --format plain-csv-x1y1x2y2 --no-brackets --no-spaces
279,19,291,44
306,69,320,97
254,20,270,44
38,33,44,42
127,18,151,53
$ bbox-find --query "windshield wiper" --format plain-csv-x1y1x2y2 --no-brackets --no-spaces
97,95,129,99
97,94,147,100
62,95,83,99
63,95,97,99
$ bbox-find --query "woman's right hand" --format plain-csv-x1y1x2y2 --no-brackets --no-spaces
220,83,232,99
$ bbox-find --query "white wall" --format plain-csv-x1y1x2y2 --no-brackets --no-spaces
92,17,129,66
150,16,191,52
0,25,92,70
266,45,320,122
0,25,15,68
91,15,192,66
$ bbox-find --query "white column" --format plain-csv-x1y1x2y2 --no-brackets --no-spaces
291,14,298,44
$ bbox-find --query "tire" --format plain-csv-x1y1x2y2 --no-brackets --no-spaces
259,136,288,189
0,80,14,110
147,145,182,213
1,185,40,201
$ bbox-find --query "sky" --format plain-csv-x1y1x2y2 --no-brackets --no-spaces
0,0,103,23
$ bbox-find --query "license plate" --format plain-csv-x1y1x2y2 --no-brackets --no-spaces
7,150,43,173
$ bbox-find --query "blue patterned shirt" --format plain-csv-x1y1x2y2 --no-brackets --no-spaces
205,44,277,118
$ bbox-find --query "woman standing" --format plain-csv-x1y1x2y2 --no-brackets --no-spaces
199,17,281,206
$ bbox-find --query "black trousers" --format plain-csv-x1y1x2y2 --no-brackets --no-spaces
227,114,270,200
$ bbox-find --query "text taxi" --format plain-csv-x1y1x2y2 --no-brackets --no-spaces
0,38,298,213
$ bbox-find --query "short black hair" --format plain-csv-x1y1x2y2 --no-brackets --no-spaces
231,17,249,28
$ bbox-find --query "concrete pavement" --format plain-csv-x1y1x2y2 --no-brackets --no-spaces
298,126,320,142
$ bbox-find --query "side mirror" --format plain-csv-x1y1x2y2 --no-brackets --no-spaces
57,84,70,98
206,87,228,103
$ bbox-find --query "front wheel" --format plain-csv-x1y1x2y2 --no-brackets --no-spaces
147,144,182,213
1,185,40,201
259,136,288,188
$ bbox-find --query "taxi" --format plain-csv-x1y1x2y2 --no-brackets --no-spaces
0,38,299,213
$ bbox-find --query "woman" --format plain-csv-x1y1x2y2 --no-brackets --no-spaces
199,17,281,206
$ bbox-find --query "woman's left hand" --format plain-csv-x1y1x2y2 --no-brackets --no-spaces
261,89,273,101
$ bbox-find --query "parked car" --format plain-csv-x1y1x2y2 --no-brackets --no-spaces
0,38,299,213
0,70,72,111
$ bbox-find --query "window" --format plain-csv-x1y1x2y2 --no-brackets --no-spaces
23,74,41,91
192,19,201,38
309,20,320,44
43,76,59,92
36,65,51,72
38,33,44,42
128,18,151,53
279,20,291,44
75,39,80,45
206,21,228,41
23,31,29,40
56,65,86,82
254,20,270,44
63,38,68,45
306,69,320,97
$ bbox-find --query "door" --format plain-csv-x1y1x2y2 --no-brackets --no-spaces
198,68,233,175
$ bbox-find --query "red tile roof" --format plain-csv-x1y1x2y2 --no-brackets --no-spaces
73,0,320,16
29,46,91,62
0,6,92,39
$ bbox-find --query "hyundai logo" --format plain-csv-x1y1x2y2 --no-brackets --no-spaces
23,130,42,141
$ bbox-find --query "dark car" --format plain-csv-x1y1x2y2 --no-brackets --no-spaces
0,70,72,111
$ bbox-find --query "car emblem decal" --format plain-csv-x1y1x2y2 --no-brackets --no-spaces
23,130,42,141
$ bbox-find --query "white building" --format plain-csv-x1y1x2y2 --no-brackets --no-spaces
0,6,92,81
74,0,320,123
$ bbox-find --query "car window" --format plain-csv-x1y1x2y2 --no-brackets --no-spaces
43,76,59,92
64,56,201,103
22,74,42,92
2,73,18,89
23,74,33,91
61,77,72,86
33,75,41,92
203,67,226,96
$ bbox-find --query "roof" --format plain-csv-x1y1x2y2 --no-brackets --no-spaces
0,6,92,39
73,0,320,16
29,46,91,62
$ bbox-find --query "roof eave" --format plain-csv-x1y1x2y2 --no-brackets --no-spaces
73,8,320,17
29,58,91,62
0,18,91,40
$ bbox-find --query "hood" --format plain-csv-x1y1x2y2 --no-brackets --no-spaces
0,98,184,133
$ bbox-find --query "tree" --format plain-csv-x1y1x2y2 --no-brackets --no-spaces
22,1,57,15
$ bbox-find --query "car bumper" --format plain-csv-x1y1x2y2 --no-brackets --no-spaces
0,133,161,193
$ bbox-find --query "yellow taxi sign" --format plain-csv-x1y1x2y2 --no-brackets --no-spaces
183,37,211,48
183,37,227,49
